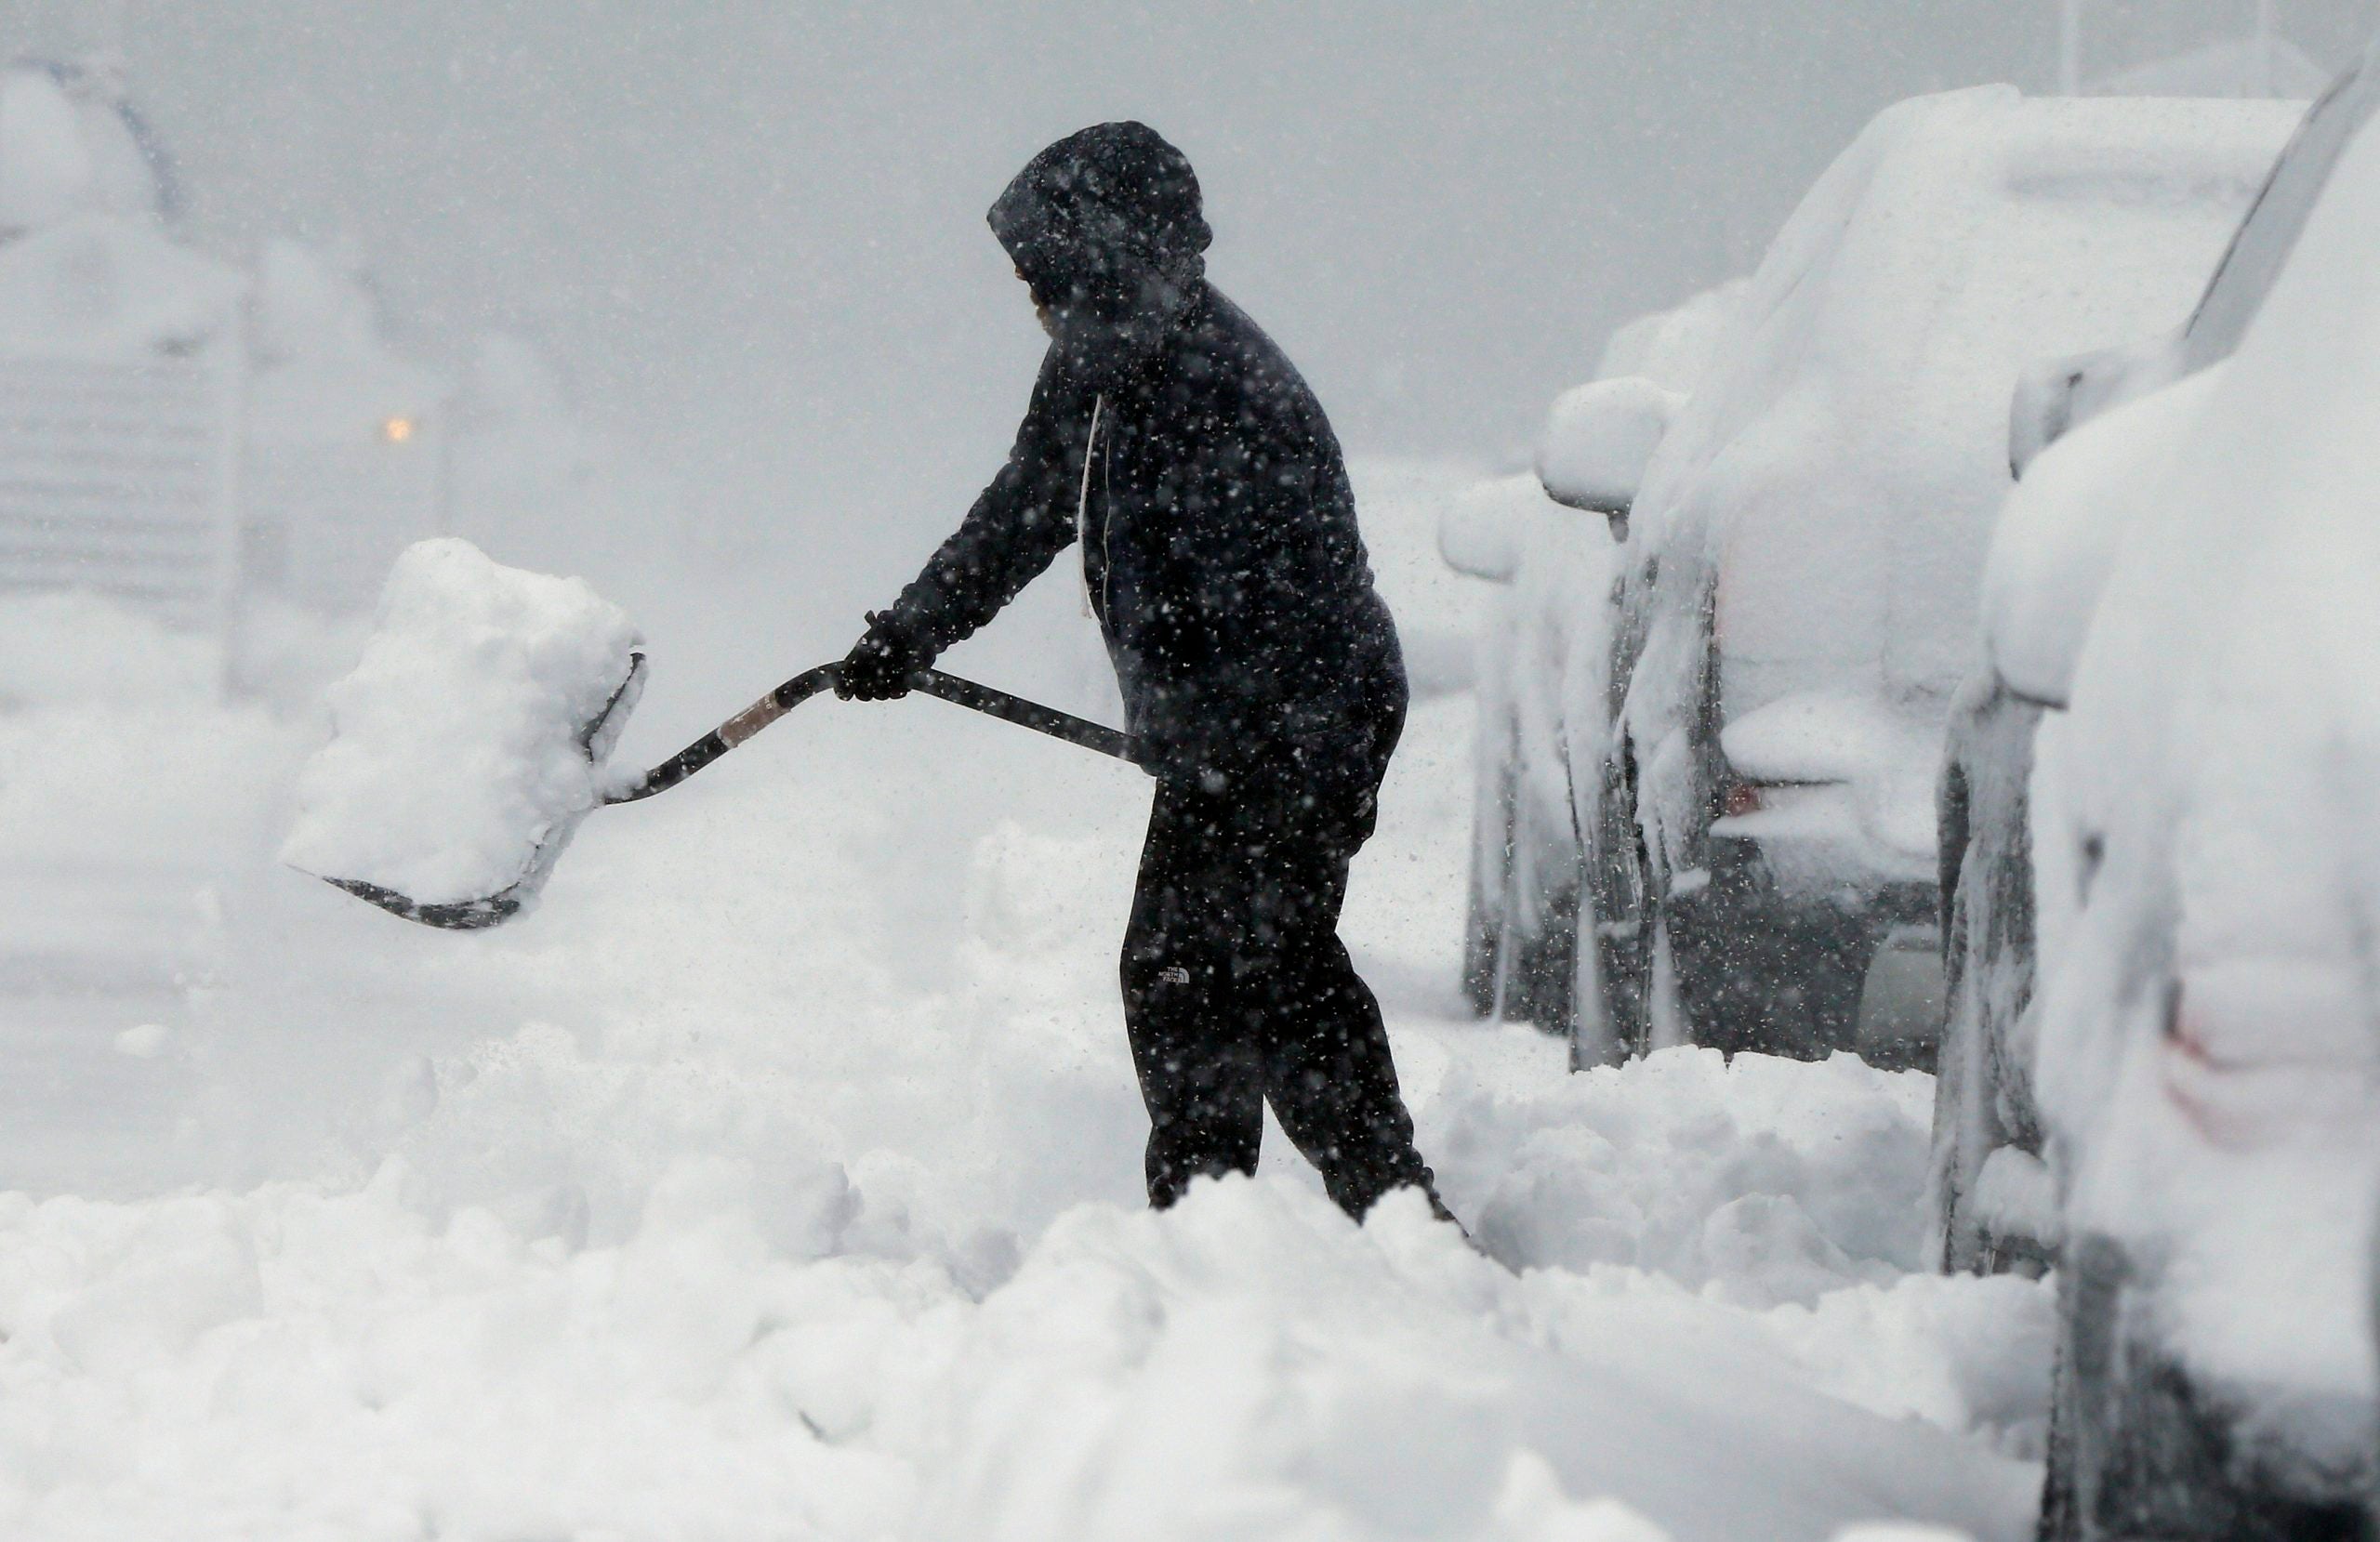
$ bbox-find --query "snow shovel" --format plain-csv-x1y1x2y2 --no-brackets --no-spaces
325,661,1140,930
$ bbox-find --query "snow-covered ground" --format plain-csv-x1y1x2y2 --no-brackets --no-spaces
0,474,2051,1540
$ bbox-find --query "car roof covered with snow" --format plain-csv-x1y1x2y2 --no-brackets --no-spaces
1628,87,2296,730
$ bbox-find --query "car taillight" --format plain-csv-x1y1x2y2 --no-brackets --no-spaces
1720,779,1762,820
2160,963,2374,1150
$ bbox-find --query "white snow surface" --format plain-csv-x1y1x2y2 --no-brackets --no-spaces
0,589,222,710
280,539,643,906
1,475,2049,1538
2030,104,2380,1450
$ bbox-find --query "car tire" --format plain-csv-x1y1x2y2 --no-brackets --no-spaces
1462,711,1582,1032
1931,692,2054,1273
2042,1234,2368,1541
1576,743,1654,1066
1461,710,1524,1018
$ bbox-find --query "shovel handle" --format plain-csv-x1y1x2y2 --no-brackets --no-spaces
605,663,1139,804
906,668,1138,762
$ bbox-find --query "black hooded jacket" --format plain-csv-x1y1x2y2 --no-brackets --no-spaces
883,122,1404,796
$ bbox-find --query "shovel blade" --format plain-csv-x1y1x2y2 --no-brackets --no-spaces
310,654,645,931
313,786,601,929
324,876,530,930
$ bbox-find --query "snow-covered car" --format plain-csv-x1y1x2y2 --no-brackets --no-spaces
2018,79,2380,1535
1934,68,2367,1276
1446,285,1737,1035
1577,87,2300,1070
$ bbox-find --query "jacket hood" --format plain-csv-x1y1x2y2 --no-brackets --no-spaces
989,121,1210,382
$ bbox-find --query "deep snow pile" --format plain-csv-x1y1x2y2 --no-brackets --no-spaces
1,509,2049,1538
0,1139,2040,1542
281,539,642,906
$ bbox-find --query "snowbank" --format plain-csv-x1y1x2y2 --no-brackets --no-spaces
0,1107,2036,1542
281,539,642,907
0,592,311,987
0,589,220,709
1441,1047,1934,1300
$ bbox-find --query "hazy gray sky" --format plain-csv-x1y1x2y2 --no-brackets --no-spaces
9,1,2376,572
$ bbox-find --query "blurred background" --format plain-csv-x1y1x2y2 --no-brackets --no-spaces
9,0,2376,596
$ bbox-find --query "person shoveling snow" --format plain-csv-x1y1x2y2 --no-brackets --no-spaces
285,124,1453,1233
834,122,1451,1228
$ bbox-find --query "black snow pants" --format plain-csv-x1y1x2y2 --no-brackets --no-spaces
1118,701,1439,1220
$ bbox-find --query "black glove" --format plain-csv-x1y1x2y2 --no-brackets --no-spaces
834,611,931,700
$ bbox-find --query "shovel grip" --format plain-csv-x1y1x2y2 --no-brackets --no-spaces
605,663,1137,805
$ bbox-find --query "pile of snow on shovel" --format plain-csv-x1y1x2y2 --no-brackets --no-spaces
280,538,642,908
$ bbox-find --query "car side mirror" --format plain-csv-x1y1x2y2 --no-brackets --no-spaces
1435,477,1538,585
1535,376,1683,542
2008,336,2177,480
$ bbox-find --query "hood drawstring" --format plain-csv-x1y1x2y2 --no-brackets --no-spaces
1077,393,1106,621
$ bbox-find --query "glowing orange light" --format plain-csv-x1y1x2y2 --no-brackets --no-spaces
381,415,417,444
